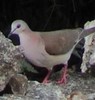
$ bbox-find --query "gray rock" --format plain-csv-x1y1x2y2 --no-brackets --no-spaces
9,74,28,95
0,31,33,95
0,31,22,92
26,81,66,100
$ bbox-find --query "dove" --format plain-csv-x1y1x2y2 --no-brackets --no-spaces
8,20,95,84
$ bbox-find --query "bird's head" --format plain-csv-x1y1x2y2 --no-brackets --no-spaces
8,20,29,38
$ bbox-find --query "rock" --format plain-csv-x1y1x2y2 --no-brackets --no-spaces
0,30,31,98
0,81,67,100
9,74,28,95
26,81,67,100
87,93,95,100
0,78,95,100
67,91,87,100
0,31,22,92
81,20,95,73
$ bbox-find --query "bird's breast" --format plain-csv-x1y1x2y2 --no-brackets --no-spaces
20,40,53,68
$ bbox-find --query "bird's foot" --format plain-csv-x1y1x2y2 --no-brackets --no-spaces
42,79,50,83
56,74,68,84
42,70,51,84
56,65,68,84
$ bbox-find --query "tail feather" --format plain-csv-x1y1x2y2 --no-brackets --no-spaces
79,27,95,40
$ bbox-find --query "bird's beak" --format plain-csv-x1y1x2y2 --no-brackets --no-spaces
8,32,12,38
8,27,17,38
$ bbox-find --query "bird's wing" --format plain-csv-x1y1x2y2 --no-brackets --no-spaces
40,28,83,55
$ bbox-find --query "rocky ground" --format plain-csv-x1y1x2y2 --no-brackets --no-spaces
0,73,95,100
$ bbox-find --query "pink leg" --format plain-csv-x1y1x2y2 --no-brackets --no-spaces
57,65,68,84
42,70,51,83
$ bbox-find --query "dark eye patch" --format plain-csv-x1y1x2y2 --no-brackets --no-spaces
17,24,21,28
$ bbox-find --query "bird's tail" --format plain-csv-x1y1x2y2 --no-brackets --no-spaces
79,27,95,40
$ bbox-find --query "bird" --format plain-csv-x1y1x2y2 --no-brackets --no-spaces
8,20,95,84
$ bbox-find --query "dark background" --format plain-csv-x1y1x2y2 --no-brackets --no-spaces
0,0,95,35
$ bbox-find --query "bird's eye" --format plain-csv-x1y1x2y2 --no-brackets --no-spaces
17,24,21,28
